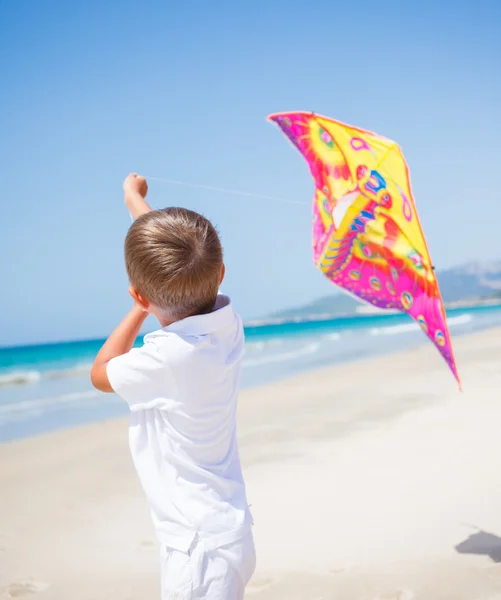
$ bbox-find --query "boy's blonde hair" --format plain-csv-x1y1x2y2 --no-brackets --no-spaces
125,208,223,320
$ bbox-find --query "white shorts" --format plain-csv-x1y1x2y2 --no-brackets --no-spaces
160,531,256,600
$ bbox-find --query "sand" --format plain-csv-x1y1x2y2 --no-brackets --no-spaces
1,327,501,599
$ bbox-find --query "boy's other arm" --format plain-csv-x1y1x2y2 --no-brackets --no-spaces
91,305,148,392
123,173,152,220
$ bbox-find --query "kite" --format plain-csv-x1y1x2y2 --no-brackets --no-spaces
268,111,460,387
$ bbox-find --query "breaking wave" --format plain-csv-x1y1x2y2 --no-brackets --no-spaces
369,314,472,336
243,342,320,367
0,363,92,388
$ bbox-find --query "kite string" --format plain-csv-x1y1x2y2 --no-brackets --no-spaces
143,175,310,207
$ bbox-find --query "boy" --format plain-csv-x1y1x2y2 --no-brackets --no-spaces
91,174,255,599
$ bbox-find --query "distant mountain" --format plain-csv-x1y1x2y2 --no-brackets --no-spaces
435,261,501,302
269,293,361,321
270,261,501,320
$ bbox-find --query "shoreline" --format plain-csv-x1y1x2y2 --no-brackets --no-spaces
2,327,501,599
0,321,479,446
3,305,501,444
0,320,498,447
2,299,500,352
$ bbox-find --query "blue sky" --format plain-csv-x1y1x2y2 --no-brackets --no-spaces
1,0,500,346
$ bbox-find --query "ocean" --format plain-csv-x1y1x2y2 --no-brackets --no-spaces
1,304,501,443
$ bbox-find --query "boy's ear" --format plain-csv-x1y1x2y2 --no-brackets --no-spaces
220,263,225,284
129,286,150,311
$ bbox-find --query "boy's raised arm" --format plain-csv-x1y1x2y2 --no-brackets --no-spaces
90,305,148,392
124,173,152,220
91,173,153,392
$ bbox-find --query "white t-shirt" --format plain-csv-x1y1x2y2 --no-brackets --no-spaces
107,295,253,552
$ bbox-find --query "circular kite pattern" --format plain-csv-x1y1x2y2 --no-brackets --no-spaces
319,128,334,148
356,164,369,181
370,276,381,291
349,270,361,281
417,315,428,332
379,191,393,209
409,252,424,271
435,330,445,346
401,291,413,310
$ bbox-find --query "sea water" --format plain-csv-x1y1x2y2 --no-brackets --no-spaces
1,304,501,442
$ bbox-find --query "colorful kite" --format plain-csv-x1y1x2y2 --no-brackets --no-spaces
268,111,460,387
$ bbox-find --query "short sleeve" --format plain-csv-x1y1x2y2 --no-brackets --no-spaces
107,341,171,409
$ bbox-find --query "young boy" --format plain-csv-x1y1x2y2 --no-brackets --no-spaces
91,174,255,599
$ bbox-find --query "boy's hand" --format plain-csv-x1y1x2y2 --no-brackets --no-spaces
123,173,148,199
123,173,152,220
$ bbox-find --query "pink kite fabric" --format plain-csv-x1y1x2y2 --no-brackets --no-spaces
268,111,460,387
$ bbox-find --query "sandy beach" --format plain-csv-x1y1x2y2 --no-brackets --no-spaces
1,327,501,599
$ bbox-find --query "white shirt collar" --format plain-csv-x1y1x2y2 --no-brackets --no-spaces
164,295,234,336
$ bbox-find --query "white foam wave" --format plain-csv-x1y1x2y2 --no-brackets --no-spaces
324,332,342,341
370,323,420,336
0,363,93,389
46,363,92,379
243,342,320,368
245,339,284,353
0,370,41,387
370,314,472,336
0,390,104,420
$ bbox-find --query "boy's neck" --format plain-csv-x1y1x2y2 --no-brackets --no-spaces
155,299,220,329
158,315,175,328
